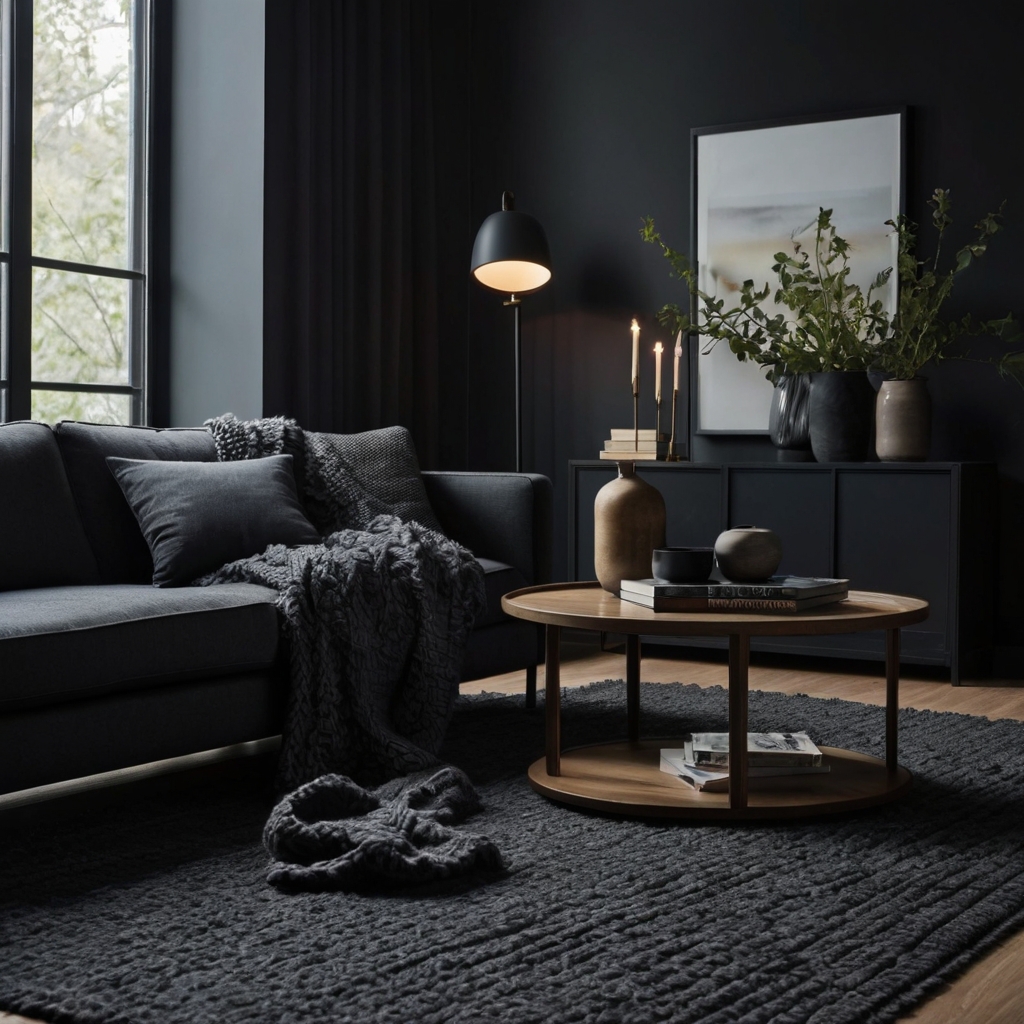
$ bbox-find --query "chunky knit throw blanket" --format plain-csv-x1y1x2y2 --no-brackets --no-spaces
263,766,504,891
201,414,487,796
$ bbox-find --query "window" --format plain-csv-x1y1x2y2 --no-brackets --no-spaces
0,0,150,425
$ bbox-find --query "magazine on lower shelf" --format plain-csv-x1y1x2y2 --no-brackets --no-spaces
690,731,824,767
660,741,831,792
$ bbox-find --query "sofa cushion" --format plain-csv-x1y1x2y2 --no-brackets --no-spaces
108,455,321,586
305,426,444,533
476,557,528,629
0,583,281,712
0,421,100,591
53,422,218,583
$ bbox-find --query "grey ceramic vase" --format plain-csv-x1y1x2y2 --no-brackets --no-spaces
808,371,875,462
714,526,783,582
875,378,931,461
768,374,814,461
594,462,667,594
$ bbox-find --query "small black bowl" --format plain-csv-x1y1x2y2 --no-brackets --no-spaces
652,547,715,583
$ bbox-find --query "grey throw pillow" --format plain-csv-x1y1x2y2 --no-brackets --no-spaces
107,455,321,587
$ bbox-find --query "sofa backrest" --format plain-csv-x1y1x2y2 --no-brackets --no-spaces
53,421,218,583
0,421,100,591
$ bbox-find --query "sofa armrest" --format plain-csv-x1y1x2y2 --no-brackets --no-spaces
421,472,552,587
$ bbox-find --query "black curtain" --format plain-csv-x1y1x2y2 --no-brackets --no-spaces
264,0,469,468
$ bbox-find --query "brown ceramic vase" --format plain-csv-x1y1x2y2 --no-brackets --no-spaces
594,461,666,594
875,378,931,462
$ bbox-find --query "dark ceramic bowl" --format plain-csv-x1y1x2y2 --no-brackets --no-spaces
651,547,715,583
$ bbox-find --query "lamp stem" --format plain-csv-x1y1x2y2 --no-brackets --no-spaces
514,299,522,473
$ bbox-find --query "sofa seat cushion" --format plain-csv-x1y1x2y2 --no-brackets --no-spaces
476,557,528,629
0,583,281,713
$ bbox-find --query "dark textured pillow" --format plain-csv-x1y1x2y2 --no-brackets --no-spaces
107,455,321,587
305,426,444,533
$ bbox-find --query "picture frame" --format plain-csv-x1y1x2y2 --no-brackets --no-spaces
689,107,906,435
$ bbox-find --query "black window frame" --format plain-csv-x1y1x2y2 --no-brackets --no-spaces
0,0,155,425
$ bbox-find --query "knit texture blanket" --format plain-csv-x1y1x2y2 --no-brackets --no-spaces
201,414,486,795
263,766,504,891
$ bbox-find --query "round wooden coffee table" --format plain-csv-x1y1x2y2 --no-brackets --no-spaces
501,582,930,821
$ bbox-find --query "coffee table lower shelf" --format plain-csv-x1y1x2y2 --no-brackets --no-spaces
527,741,912,821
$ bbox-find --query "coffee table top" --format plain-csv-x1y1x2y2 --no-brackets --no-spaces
502,581,929,637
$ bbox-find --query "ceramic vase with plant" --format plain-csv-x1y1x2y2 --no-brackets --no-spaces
641,209,891,461
872,188,1020,461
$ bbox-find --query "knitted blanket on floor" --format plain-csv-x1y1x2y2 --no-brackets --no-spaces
200,415,487,799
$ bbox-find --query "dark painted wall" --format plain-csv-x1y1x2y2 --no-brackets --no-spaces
459,0,1024,666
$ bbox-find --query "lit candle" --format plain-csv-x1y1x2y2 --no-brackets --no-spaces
630,319,640,391
674,330,682,391
654,341,663,403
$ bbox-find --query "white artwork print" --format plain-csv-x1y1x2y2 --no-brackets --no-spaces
695,112,902,433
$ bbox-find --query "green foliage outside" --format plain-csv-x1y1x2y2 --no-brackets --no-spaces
30,0,134,425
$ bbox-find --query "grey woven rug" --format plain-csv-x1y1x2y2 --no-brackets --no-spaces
4,680,1024,1024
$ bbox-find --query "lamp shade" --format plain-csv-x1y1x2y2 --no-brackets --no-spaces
471,197,551,294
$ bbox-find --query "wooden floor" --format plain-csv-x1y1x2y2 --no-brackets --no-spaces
4,637,1024,1024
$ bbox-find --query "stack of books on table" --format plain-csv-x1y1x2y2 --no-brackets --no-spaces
619,575,849,613
599,428,669,461
660,732,830,792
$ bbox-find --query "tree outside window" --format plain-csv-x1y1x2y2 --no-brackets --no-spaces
1,0,149,426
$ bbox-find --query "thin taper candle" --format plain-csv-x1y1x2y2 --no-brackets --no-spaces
630,319,640,394
674,330,682,391
654,341,663,403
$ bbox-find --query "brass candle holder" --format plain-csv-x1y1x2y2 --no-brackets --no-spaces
667,387,682,461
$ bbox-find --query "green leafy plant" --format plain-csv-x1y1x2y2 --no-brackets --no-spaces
641,210,891,384
874,188,1021,381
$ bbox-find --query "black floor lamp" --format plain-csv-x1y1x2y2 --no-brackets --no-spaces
471,191,551,473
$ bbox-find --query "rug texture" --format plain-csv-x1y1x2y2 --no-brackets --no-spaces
3,680,1024,1024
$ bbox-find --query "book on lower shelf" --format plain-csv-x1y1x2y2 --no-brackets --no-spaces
660,735,830,792
690,731,824,767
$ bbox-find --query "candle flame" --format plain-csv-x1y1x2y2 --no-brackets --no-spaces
654,341,663,353
630,319,639,333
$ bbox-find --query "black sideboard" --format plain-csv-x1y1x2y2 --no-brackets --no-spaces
568,461,997,683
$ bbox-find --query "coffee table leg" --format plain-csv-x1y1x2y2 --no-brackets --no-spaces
728,633,750,810
545,624,561,776
886,627,900,774
626,634,641,743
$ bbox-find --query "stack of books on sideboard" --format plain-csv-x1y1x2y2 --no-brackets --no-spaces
619,575,849,612
599,428,669,460
660,732,830,792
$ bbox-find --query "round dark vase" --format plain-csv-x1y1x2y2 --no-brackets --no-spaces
808,371,875,462
768,374,813,461
714,526,783,582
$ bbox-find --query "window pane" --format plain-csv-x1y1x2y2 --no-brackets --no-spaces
32,266,130,384
32,388,130,424
32,0,134,268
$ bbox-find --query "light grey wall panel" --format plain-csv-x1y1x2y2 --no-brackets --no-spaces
170,0,264,427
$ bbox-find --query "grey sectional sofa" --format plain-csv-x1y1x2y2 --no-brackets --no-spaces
0,420,551,797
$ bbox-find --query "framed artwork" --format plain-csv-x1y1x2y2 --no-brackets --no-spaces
690,108,905,435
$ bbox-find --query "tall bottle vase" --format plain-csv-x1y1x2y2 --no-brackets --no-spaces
593,461,666,594
875,377,931,461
